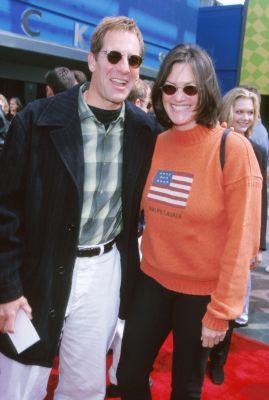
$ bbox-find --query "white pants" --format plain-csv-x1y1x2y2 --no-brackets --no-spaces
0,246,121,400
0,354,50,400
108,318,125,385
108,236,143,386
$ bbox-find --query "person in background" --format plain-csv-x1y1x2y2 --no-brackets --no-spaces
0,94,10,152
0,16,160,400
240,85,269,273
143,79,155,113
117,43,262,400
45,66,77,97
240,85,269,156
208,86,267,385
7,96,23,120
72,69,88,84
0,94,9,116
127,78,152,113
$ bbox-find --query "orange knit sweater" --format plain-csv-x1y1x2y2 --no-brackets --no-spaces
141,124,262,331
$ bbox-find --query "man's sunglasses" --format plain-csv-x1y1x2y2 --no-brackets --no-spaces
161,83,199,96
100,50,143,69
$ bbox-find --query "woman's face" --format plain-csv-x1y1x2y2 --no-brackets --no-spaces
9,99,17,113
232,97,254,135
162,62,199,131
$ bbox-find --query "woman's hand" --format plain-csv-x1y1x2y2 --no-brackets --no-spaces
201,325,227,348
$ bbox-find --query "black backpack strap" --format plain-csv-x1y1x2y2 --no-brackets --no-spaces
220,128,231,170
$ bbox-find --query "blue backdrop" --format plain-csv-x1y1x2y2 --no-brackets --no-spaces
0,0,199,73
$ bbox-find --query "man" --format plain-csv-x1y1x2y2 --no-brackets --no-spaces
127,78,152,113
45,66,77,96
0,16,159,399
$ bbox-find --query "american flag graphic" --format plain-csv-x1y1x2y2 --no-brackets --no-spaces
147,170,194,208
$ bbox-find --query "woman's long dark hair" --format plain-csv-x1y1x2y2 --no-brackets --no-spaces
152,44,221,129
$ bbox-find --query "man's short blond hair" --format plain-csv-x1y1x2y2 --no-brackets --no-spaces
90,16,144,57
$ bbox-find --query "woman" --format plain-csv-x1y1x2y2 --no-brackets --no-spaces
7,96,23,120
0,94,10,151
0,94,9,116
208,87,267,385
117,44,262,400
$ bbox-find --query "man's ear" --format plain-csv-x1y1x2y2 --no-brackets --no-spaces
46,85,54,97
134,98,141,107
88,52,96,73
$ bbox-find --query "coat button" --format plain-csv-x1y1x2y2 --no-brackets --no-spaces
58,266,65,275
49,308,56,318
66,224,75,232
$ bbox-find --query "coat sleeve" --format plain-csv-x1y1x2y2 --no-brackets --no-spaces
0,114,29,303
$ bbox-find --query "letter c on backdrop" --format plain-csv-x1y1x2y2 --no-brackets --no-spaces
21,9,42,37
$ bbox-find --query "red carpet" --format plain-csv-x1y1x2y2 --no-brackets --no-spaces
45,333,269,400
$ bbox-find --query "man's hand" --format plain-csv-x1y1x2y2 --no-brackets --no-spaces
0,296,32,333
201,325,227,348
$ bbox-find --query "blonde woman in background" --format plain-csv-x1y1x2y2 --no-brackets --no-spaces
0,94,9,116
220,86,259,137
208,87,268,385
0,94,10,151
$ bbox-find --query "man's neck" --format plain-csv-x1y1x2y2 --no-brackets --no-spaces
84,87,122,111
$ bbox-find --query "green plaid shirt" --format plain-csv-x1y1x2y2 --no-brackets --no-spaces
78,84,124,246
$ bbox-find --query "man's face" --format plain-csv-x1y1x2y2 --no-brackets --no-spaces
87,30,141,110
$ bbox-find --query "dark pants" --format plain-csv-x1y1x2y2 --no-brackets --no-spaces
117,271,211,400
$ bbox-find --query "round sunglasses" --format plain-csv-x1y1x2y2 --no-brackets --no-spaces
100,50,143,69
161,83,199,96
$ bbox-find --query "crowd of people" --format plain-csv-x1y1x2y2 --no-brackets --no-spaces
0,14,268,400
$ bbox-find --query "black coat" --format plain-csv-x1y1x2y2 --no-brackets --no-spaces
0,85,160,366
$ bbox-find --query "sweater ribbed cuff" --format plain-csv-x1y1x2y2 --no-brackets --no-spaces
202,312,229,331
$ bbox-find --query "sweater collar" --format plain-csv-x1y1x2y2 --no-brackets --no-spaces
167,124,220,146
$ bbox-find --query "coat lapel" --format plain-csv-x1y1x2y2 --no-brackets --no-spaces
122,102,153,212
123,105,144,183
36,85,84,206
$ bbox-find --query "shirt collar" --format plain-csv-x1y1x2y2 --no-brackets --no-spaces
78,82,125,125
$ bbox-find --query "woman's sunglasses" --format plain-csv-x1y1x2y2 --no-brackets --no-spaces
100,50,143,69
161,83,199,96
